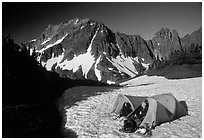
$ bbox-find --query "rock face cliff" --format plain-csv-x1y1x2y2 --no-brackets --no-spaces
26,18,201,84
147,28,182,60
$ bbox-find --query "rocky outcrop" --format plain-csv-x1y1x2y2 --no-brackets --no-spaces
26,18,202,84
181,27,202,48
147,28,182,60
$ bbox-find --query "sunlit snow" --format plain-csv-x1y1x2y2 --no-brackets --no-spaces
68,19,73,24
45,53,64,71
36,53,42,62
41,38,51,45
30,39,36,42
80,25,85,29
141,62,149,70
41,61,46,67
141,58,150,70
95,55,102,81
58,28,100,78
108,68,113,70
74,19,79,25
110,54,138,77
37,33,68,53
30,48,34,56
109,43,138,77
134,57,140,63
103,52,107,55
107,80,115,85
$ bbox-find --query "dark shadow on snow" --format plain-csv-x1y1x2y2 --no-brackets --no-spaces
136,82,155,87
120,82,155,88
2,36,121,138
63,129,78,138
56,86,121,135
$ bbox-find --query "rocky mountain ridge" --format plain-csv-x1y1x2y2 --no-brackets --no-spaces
26,18,202,84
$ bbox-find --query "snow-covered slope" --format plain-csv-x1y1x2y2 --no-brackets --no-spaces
59,64,202,138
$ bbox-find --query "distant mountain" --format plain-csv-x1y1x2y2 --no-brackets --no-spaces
181,27,202,47
147,28,182,60
26,18,202,84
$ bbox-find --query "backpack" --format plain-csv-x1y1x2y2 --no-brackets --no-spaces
119,102,133,117
119,115,140,133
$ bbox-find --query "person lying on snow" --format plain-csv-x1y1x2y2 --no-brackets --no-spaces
119,100,152,137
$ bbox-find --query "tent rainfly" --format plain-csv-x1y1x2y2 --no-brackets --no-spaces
111,93,188,128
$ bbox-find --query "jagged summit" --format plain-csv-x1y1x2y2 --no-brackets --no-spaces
26,18,202,84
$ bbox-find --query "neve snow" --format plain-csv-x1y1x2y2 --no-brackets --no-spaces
60,74,202,138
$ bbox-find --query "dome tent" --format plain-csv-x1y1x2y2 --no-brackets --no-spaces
111,93,188,128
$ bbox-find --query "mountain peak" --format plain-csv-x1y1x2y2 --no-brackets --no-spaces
26,18,202,84
181,26,202,47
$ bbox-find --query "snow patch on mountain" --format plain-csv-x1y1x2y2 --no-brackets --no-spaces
107,80,115,85
103,52,107,55
105,43,139,77
37,53,42,62
133,57,140,63
141,58,150,70
108,68,113,70
87,27,99,52
37,33,68,53
41,38,51,45
30,39,36,42
58,28,100,78
95,55,102,81
110,55,138,77
74,18,79,25
80,25,85,29
58,50,96,77
30,48,34,56
44,53,64,71
141,62,149,70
